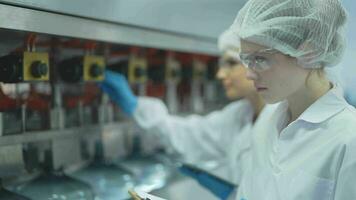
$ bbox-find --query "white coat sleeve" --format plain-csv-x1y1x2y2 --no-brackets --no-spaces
132,97,252,164
334,138,356,200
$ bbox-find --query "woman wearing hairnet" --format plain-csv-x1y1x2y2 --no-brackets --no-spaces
225,0,356,199
100,29,265,199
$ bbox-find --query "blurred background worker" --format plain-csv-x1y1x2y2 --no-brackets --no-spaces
100,29,265,200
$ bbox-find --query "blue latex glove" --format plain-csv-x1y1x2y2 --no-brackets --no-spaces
100,70,138,116
179,166,235,200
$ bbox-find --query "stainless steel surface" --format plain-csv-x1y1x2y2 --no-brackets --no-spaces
0,0,247,39
70,163,135,200
52,138,82,171
191,80,204,113
117,156,172,193
0,145,25,177
50,107,65,130
50,85,65,129
0,4,219,55
0,113,3,136
166,81,179,113
0,122,131,147
98,94,114,124
165,56,181,113
101,124,131,160
0,187,30,200
9,174,95,200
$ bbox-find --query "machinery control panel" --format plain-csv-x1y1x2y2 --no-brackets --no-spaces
58,55,105,83
0,52,49,83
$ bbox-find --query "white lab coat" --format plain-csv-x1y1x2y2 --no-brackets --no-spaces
133,98,255,185
236,85,356,200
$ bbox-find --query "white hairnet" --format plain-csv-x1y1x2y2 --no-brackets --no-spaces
218,29,240,52
218,29,240,60
230,0,347,68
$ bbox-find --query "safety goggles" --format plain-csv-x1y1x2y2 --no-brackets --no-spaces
238,48,279,72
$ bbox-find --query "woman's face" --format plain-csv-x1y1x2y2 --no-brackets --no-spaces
239,40,310,104
216,51,255,99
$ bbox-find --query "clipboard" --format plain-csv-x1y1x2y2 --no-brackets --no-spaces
128,189,167,200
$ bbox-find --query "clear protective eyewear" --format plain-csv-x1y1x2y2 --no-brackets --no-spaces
238,48,279,72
